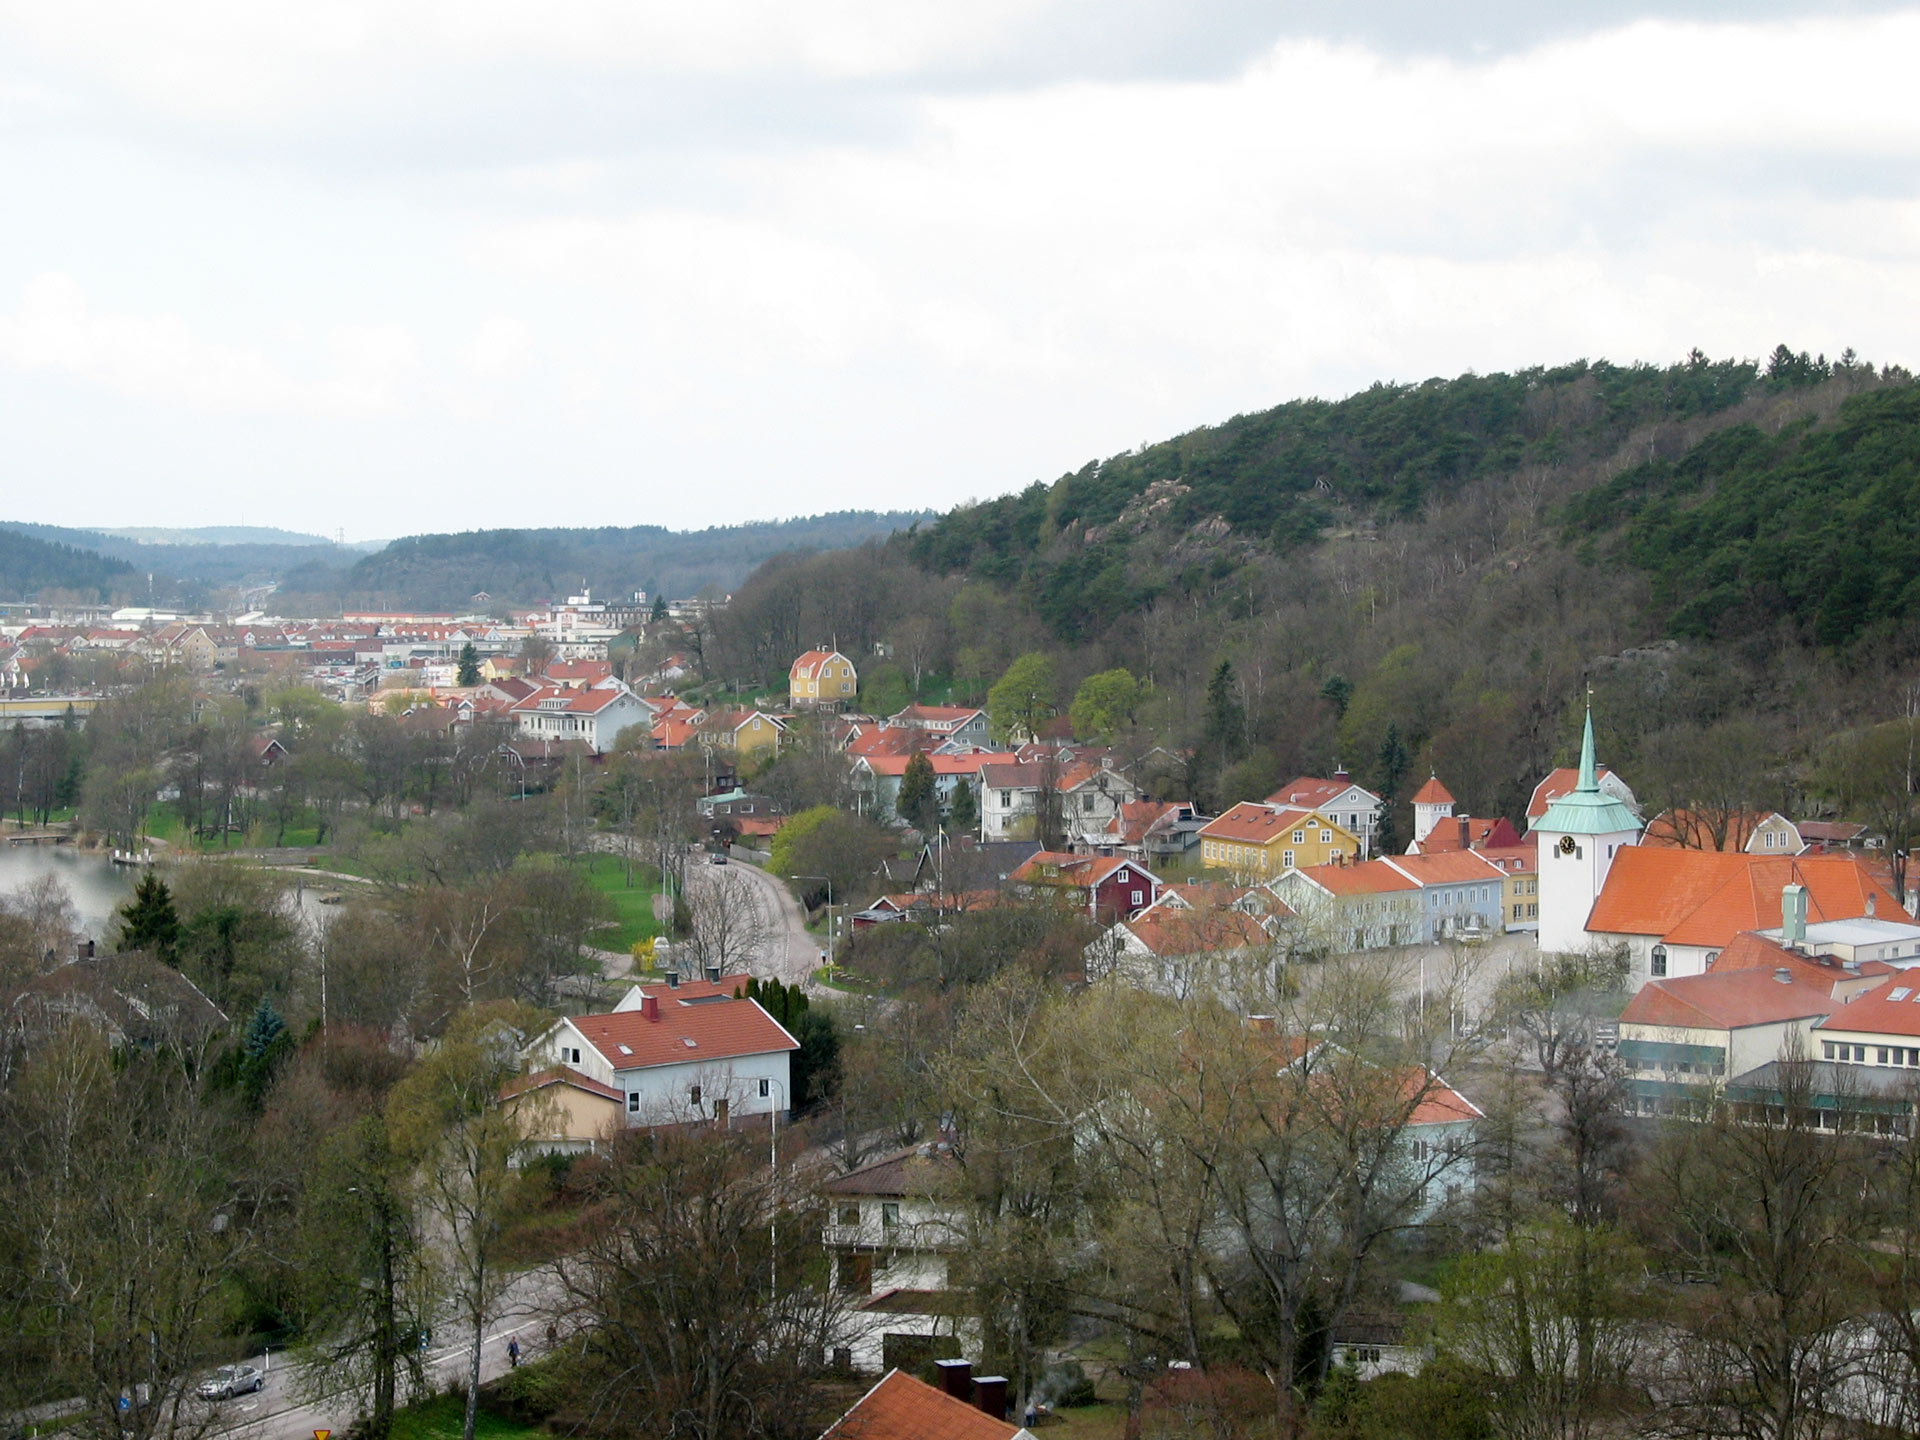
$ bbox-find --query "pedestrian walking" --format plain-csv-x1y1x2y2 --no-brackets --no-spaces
507,1338,520,1368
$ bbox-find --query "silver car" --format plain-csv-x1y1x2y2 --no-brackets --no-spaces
197,1365,264,1401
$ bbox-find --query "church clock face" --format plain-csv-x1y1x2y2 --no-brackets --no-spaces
1557,834,1577,855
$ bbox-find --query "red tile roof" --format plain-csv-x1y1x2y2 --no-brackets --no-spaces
1620,970,1843,1031
1009,851,1149,890
1412,775,1455,806
1706,931,1893,993
1293,859,1420,896
500,1066,626,1104
790,649,850,680
1414,816,1524,853
1641,807,1770,852
1199,803,1329,846
1586,850,1905,947
1527,764,1623,821
1122,908,1273,956
510,685,629,715
822,1370,1023,1440
1818,979,1920,1039
890,705,985,726
1266,774,1374,808
564,997,797,1072
1383,851,1507,887
858,752,993,778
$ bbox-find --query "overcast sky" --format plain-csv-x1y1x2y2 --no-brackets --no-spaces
1,1,1916,541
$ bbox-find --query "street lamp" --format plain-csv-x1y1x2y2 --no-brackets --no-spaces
761,1074,788,1303
792,874,834,976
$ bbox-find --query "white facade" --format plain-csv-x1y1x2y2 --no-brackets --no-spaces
514,686,653,753
1536,826,1639,954
533,1016,793,1128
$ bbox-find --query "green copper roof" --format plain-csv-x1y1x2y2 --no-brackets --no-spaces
1538,705,1641,836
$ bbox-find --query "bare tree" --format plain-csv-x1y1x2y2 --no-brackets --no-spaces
678,867,775,977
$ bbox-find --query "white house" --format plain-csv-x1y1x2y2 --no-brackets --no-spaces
511,682,655,754
525,979,798,1130
977,758,1140,844
1535,706,1643,954
886,705,993,749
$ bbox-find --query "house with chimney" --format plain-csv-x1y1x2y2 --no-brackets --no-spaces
790,649,858,708
518,976,795,1141
1008,851,1159,922
977,757,1139,845
1198,804,1359,880
510,683,654,754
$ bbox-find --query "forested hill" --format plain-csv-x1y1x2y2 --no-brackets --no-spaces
709,346,1920,832
274,511,934,613
0,528,133,601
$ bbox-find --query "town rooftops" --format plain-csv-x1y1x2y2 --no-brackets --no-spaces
1620,969,1843,1032
1706,931,1892,996
499,1066,626,1105
1585,851,1905,947
1527,762,1628,821
1537,708,1642,837
1121,907,1276,957
1382,851,1507,887
790,649,851,679
888,704,985,728
857,751,993,778
511,685,630,715
1009,851,1143,888
1412,775,1455,806
561,994,797,1072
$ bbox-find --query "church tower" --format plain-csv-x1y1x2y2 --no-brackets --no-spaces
1536,703,1642,953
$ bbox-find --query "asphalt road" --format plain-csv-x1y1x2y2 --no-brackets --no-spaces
202,1269,563,1440
680,856,824,992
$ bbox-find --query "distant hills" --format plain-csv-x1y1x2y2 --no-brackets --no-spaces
273,513,934,613
0,511,933,613
0,527,134,602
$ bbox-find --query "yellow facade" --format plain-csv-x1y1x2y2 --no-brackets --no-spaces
790,650,857,707
1198,807,1358,880
706,711,782,761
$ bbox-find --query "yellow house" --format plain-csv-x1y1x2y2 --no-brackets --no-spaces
1198,804,1359,880
701,709,783,762
790,649,858,707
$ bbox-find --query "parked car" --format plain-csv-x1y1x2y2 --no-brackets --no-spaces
710,853,729,865
197,1365,264,1401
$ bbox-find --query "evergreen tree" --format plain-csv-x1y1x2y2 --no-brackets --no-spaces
651,595,668,624
948,778,979,836
1319,673,1353,721
1375,722,1411,855
243,994,287,1058
114,872,181,963
1205,660,1244,762
896,751,939,833
456,643,481,687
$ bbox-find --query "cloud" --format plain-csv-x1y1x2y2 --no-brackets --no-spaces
0,273,421,416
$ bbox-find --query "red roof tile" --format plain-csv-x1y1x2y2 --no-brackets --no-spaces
500,1066,625,1104
1818,979,1920,1040
1293,859,1420,896
822,1370,1023,1440
564,996,796,1071
1200,803,1331,846
1621,970,1842,1031
1587,850,1905,947
1382,851,1507,887
1412,776,1455,806
1527,764,1623,821
1266,774,1375,808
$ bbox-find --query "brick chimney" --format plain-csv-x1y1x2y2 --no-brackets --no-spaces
641,993,660,1021
1458,814,1471,850
934,1359,972,1400
972,1376,1009,1420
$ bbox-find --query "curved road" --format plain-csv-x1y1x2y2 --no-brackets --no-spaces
678,856,824,991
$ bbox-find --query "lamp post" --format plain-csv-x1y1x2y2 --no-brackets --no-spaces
793,874,833,977
762,1074,788,1304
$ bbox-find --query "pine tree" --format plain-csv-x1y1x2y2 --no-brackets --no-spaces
1375,723,1411,855
1205,660,1243,762
456,643,481,687
244,995,287,1058
897,751,939,833
114,872,181,963
949,779,979,835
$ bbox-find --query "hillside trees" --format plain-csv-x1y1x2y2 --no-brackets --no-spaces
988,652,1058,743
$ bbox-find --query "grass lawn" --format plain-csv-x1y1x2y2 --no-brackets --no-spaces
573,853,665,952
390,1393,547,1440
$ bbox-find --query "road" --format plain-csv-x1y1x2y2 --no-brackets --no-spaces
679,856,824,992
204,1269,563,1440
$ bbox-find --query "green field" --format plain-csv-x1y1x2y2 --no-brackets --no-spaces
389,1392,548,1440
575,853,665,952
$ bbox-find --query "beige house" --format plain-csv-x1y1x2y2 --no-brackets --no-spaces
499,1067,624,1159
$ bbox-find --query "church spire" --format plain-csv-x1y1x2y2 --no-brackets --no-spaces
1577,697,1599,794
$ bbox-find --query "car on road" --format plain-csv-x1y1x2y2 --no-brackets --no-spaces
196,1365,264,1401
710,853,729,865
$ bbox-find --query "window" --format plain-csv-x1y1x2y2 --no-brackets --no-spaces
881,1203,900,1228
689,1085,702,1107
999,790,1011,807
566,1047,581,1065
1650,945,1668,978
838,1205,860,1226
1824,1042,1836,1060
1283,850,1295,868
1292,830,1305,844
1131,889,1144,906
1321,830,1332,844
713,1099,729,1125
759,1077,771,1098
627,1092,639,1113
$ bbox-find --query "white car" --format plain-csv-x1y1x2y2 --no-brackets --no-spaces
197,1365,264,1401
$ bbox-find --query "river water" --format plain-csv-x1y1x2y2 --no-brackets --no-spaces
0,846,338,943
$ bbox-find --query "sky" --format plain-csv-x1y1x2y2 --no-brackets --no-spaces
1,1,1917,542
